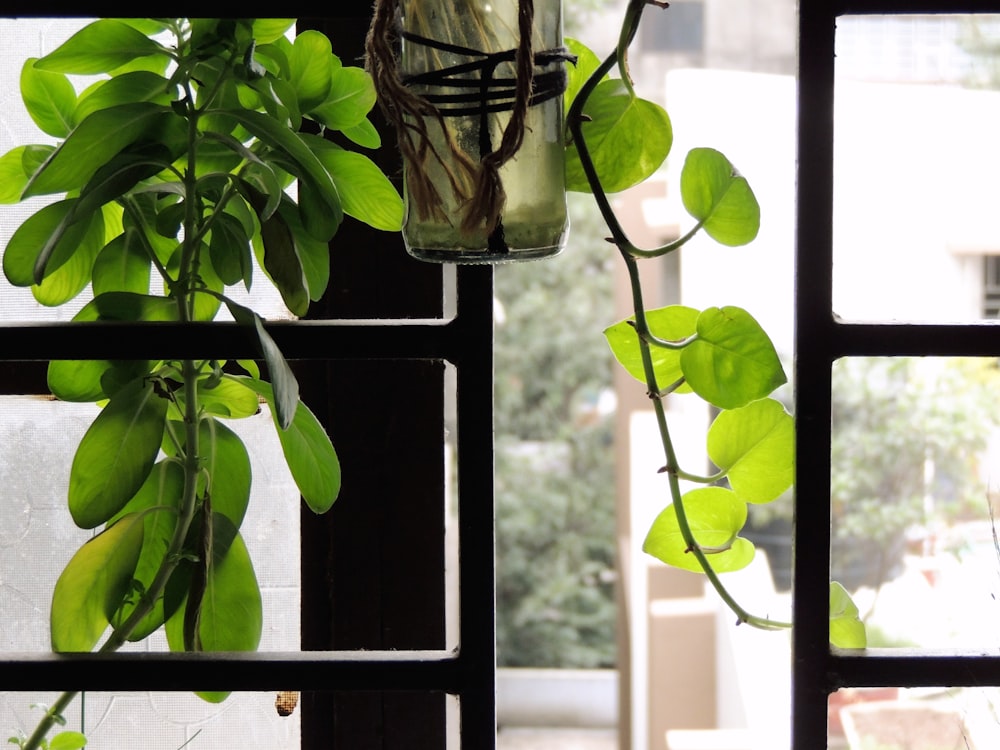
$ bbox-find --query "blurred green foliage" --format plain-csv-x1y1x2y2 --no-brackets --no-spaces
493,193,618,668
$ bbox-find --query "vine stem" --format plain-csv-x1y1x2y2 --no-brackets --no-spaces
569,0,790,633
21,34,209,750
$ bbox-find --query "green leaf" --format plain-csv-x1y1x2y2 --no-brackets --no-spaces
310,66,377,131
307,137,403,231
199,417,253,528
73,291,179,323
31,210,104,306
51,513,144,651
49,731,87,750
829,581,867,648
240,377,341,513
642,487,755,574
3,200,91,287
707,398,794,504
73,141,178,221
195,377,262,420
681,306,786,409
252,18,296,44
0,146,37,203
563,37,604,113
92,231,153,296
223,300,298,430
35,19,166,74
289,30,334,112
20,58,77,138
680,147,760,247
296,176,342,242
48,360,151,403
74,71,173,123
254,206,309,316
111,460,184,641
219,108,341,222
566,79,671,193
165,514,263,659
247,75,301,129
339,118,381,149
209,212,253,288
604,305,698,392
237,162,283,223
23,102,182,198
197,517,261,650
68,377,168,528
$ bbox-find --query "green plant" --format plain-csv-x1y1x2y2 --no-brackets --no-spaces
0,17,401,750
564,0,866,646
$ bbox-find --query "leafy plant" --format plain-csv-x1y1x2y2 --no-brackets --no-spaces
565,0,866,646
0,17,401,750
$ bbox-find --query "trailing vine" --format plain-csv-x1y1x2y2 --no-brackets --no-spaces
565,0,866,647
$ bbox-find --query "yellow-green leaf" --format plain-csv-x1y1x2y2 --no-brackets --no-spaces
51,513,144,652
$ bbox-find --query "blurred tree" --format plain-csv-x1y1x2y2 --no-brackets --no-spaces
957,16,1000,89
748,357,1000,592
493,192,618,668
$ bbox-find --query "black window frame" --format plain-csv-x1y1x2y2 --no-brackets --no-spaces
795,1,1000,747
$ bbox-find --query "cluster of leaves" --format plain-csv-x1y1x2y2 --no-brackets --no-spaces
0,16,401,718
564,1,865,648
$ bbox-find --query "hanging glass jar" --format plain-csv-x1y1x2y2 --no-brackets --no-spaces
368,0,572,263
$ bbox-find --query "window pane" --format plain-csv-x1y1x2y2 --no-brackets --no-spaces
829,357,1000,649
833,15,1000,323
0,356,457,656
2,691,299,750
0,390,301,653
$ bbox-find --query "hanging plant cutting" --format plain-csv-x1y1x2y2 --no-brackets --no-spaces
563,0,867,648
367,0,572,262
0,17,402,750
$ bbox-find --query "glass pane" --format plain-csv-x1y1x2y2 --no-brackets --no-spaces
829,357,1000,649
2,691,298,750
1,357,456,656
0,389,301,653
829,686,1000,749
833,15,1000,323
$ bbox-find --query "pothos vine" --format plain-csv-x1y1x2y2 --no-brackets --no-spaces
563,0,866,647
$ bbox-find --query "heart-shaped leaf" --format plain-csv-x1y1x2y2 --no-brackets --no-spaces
680,147,760,247
566,79,672,194
682,306,786,409
707,398,794,504
604,305,698,392
642,486,755,574
830,581,867,648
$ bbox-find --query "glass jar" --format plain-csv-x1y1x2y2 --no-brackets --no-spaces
399,0,568,263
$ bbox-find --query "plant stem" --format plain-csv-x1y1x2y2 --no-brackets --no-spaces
21,43,209,749
570,19,790,629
